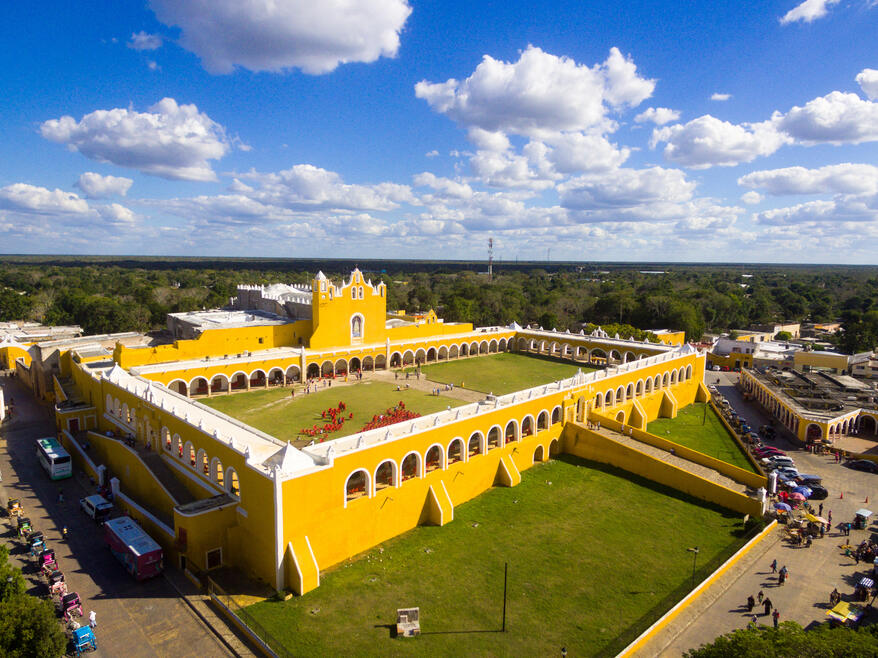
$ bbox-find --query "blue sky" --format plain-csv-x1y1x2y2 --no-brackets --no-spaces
1,0,877,262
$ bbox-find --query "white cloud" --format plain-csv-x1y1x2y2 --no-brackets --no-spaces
147,60,160,72
98,203,137,225
415,45,654,138
711,93,731,101
651,115,789,168
413,173,473,200
237,163,416,211
755,200,843,224
559,166,695,210
75,172,133,198
634,107,681,125
0,183,90,214
739,163,878,196
775,91,878,144
858,69,878,100
779,0,840,25
40,98,230,182
127,31,162,51
541,133,630,174
148,0,411,74
425,150,439,158
741,191,764,205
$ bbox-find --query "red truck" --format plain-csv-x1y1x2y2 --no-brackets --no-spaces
104,516,163,580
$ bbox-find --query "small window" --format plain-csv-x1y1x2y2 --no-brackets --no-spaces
206,548,222,570
258,337,264,344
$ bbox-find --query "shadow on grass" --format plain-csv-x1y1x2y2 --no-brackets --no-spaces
554,455,765,657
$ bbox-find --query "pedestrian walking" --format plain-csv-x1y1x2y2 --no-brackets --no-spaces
818,503,824,516
763,597,773,615
770,558,777,573
828,510,832,524
89,610,96,628
778,572,785,586
757,590,764,604
772,609,780,628
62,526,67,540
57,490,64,504
747,594,755,612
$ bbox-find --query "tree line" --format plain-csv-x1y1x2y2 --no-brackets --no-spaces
1,259,877,352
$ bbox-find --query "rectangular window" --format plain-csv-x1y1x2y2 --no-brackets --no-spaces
206,548,222,570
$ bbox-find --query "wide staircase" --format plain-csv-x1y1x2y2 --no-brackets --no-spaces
586,424,753,495
140,451,198,506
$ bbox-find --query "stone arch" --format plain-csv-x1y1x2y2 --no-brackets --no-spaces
162,427,171,451
374,460,398,491
183,441,195,468
334,358,348,376
268,367,284,386
172,433,182,458
616,410,625,423
590,348,607,364
654,374,662,390
626,383,634,400
225,467,240,497
806,423,822,441
105,393,113,413
438,346,448,361
487,425,502,449
285,365,301,383
859,415,878,436
537,410,549,431
210,457,224,486
533,445,544,463
401,452,421,481
609,349,622,363
390,352,402,368
686,365,692,380
231,371,248,391
470,341,480,355
414,348,427,365
505,419,520,443
635,379,644,396
616,386,625,404
450,344,459,358
196,448,208,475
552,406,562,424
604,390,614,406
169,380,188,397
517,337,528,351
320,361,334,377
425,444,444,472
211,373,230,393
549,439,560,456
362,356,374,371
499,338,507,351
460,343,469,357
426,347,437,362
349,357,361,372
678,366,686,382
121,402,130,423
468,431,484,457
345,469,370,504
489,339,498,353
594,393,603,409
624,351,635,363
402,350,415,366
447,437,464,465
374,354,386,370
249,369,267,388
645,377,654,394
662,372,670,387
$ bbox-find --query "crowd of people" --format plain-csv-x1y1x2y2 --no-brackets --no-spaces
359,402,420,432
300,401,352,438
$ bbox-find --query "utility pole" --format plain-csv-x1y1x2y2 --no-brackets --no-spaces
501,562,508,632
488,237,494,282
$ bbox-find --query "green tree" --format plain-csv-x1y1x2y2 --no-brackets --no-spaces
685,620,878,657
0,594,67,657
0,546,26,601
0,288,32,322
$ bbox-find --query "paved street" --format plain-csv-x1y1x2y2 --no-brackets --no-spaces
657,371,878,655
0,374,232,658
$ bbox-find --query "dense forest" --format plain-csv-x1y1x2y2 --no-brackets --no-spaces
1,258,877,353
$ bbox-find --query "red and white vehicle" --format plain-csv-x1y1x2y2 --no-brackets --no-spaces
104,516,163,580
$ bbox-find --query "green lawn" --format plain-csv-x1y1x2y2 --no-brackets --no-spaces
647,403,757,473
419,352,592,395
244,457,751,657
200,381,466,445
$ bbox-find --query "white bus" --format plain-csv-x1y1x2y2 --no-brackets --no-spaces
36,437,72,480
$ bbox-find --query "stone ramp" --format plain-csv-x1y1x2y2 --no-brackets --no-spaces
593,425,752,496
140,451,198,505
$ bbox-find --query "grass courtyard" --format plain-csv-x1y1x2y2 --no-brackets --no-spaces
647,403,757,473
200,381,466,444
419,352,592,395
244,457,752,656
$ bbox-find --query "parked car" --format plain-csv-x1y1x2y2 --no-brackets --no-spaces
79,495,113,524
760,425,777,439
847,460,878,474
764,455,795,467
712,365,721,371
808,485,829,500
774,466,799,478
755,446,785,456
795,473,822,485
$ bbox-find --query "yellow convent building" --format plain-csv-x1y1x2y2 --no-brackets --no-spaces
4,269,743,595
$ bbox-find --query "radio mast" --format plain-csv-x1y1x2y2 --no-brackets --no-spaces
488,238,494,281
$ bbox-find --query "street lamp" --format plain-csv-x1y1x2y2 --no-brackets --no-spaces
687,547,699,589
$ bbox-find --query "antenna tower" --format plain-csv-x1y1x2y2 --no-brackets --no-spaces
488,237,494,281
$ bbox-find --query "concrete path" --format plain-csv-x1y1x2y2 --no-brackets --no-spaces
651,371,878,655
0,373,242,658
370,367,487,403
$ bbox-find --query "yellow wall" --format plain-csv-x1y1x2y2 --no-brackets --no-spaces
793,350,849,372
562,423,763,517
114,321,310,369
310,271,387,349
0,344,31,369
655,331,686,346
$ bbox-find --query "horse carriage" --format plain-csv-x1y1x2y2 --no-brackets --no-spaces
58,592,83,621
6,498,22,518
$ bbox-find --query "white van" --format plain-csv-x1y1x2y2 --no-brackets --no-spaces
80,494,113,524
